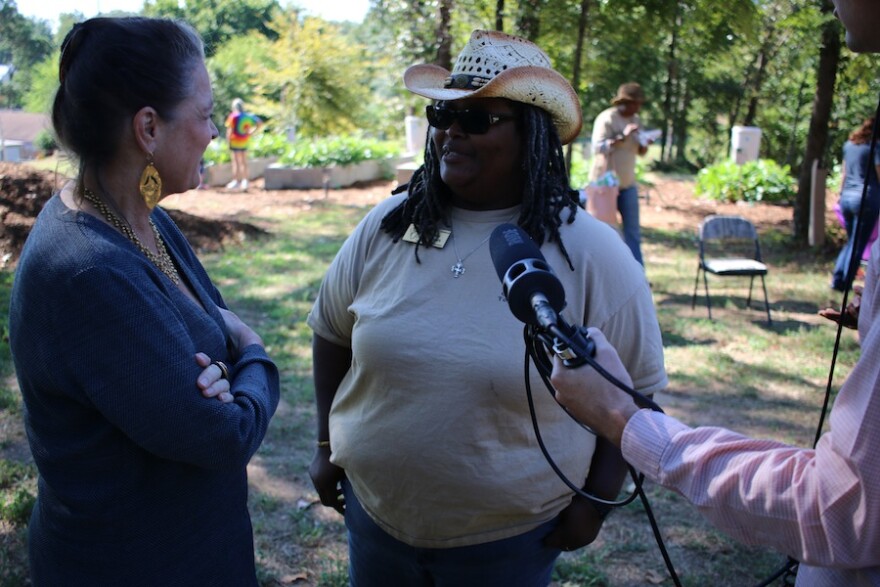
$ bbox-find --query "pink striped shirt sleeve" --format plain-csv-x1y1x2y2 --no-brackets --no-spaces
621,241,880,581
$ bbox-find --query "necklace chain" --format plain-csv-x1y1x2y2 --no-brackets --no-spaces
81,188,180,284
450,213,518,278
450,230,492,278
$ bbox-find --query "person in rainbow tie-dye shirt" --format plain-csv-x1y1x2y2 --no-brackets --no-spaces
224,98,262,190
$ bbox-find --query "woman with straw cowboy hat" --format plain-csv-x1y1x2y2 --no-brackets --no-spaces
308,29,666,585
589,81,652,266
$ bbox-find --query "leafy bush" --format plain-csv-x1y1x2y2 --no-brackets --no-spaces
695,159,796,204
250,132,291,160
34,130,57,153
203,139,231,165
568,149,590,187
277,135,400,168
202,132,289,165
203,133,401,169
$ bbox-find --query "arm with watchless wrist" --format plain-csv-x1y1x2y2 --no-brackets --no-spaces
543,435,628,551
308,333,352,515
195,306,266,403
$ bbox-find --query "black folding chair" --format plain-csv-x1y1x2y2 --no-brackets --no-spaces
692,215,771,324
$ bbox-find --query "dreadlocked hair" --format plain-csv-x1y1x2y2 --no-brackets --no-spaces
380,104,581,270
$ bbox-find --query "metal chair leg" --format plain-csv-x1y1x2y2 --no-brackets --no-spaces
747,276,755,308
760,275,772,324
703,271,712,320
692,266,702,310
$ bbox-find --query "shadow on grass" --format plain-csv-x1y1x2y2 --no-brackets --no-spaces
0,196,861,587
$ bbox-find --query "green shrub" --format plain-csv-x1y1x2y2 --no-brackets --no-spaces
695,159,796,204
568,149,590,188
203,133,401,169
203,139,231,165
34,130,57,153
278,135,400,168
250,132,291,159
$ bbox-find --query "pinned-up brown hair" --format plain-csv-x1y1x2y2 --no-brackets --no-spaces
52,17,205,171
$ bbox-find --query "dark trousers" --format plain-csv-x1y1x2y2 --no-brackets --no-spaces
343,480,562,587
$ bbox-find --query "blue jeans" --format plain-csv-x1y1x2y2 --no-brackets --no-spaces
618,185,643,266
343,481,562,587
832,191,880,291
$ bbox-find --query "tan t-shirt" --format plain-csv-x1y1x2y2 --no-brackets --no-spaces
308,193,667,548
590,106,642,188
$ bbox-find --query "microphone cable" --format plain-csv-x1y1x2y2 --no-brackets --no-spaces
521,321,683,587
817,99,880,443
767,93,880,587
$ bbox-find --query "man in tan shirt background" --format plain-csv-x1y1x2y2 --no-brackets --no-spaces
589,83,650,266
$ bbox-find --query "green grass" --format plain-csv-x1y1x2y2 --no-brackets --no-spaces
0,176,864,585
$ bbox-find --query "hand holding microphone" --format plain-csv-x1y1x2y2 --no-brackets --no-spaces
489,223,595,362
550,329,638,448
490,223,659,413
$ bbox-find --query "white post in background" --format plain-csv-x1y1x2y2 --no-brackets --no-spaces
397,115,429,186
404,115,428,156
809,158,826,247
730,126,762,165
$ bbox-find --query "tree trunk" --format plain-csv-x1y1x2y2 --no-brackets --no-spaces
785,71,811,168
660,3,680,163
674,79,691,163
743,27,777,127
436,0,455,70
565,0,591,170
515,0,542,39
495,0,504,31
794,2,841,243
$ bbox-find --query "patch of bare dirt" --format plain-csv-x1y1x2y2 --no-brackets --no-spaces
1,162,840,266
0,162,269,266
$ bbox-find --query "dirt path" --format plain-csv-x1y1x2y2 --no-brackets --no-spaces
160,174,826,238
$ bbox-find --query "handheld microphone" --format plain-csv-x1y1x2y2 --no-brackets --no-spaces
489,224,566,328
489,223,595,363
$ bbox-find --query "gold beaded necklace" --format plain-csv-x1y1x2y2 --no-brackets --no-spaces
81,187,180,284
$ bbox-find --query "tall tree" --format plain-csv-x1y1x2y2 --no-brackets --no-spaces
0,0,53,108
794,0,841,243
436,0,455,70
145,0,280,57
565,0,591,168
255,14,373,138
514,0,543,39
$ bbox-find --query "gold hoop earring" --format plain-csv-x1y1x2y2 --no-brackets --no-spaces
139,155,162,209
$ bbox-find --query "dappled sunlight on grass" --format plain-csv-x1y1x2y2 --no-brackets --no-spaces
0,179,871,585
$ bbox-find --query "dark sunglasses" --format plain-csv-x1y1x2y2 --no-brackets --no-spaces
425,105,515,135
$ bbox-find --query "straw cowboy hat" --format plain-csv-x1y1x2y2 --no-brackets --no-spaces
611,82,646,105
404,30,582,144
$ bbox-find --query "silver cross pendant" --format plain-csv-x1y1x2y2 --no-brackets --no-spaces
451,261,465,278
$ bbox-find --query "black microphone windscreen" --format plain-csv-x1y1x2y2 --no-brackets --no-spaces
489,224,545,280
489,223,566,325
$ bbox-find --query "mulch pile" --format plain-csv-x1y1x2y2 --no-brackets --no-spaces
0,162,266,267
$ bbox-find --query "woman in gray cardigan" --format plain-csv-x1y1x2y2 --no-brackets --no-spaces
8,17,279,586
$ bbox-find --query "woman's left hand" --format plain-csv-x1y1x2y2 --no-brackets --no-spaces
194,352,233,403
543,494,606,552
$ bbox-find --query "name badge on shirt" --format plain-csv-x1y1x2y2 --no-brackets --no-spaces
402,224,450,249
